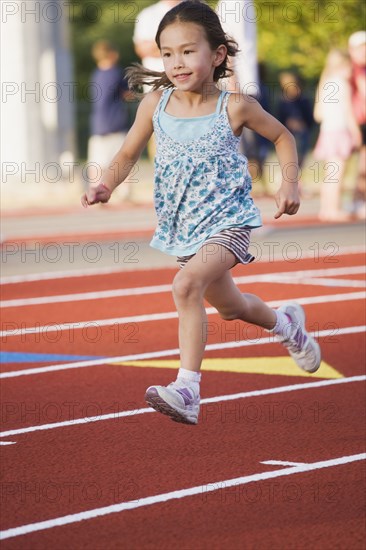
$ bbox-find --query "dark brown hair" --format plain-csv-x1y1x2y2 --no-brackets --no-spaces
127,0,239,93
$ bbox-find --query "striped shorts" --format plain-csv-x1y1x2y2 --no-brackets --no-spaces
177,226,254,269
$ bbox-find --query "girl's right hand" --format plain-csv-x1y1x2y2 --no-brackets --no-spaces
81,183,111,208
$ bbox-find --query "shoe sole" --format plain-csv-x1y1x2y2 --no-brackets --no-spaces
280,303,321,373
304,340,321,373
145,387,197,425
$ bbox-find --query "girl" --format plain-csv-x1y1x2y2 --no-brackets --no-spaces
81,0,321,425
313,49,362,221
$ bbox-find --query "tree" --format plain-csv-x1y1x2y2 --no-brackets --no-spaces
256,0,365,80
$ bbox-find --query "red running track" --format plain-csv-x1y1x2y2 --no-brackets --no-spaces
0,252,365,549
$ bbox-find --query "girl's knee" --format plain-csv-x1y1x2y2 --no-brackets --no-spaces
172,270,204,302
216,295,249,321
217,309,240,321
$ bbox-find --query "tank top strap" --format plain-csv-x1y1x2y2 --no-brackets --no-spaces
221,91,231,112
159,88,227,116
160,88,174,112
215,90,227,115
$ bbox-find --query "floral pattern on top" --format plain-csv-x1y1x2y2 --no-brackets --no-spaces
150,89,262,256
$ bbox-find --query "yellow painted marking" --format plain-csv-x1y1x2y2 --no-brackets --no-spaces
108,357,343,379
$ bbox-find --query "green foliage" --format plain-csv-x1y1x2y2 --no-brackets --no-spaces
70,0,365,93
255,0,365,80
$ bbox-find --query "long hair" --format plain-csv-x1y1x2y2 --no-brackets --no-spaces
127,0,239,93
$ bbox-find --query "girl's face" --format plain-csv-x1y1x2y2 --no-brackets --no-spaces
159,22,226,92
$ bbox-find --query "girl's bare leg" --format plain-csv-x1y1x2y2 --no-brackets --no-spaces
146,244,320,424
172,244,276,373
204,270,277,328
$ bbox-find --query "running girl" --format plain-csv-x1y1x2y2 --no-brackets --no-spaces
81,0,321,425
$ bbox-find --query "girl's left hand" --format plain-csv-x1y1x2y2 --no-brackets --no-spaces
274,183,300,219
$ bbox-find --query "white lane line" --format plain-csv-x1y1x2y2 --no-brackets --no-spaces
1,266,365,308
1,325,365,380
1,375,365,438
0,453,364,540
1,246,365,285
0,441,16,445
0,311,178,337
1,291,365,338
280,278,365,288
0,407,153,438
0,284,173,308
0,265,147,285
261,460,308,467
1,325,365,379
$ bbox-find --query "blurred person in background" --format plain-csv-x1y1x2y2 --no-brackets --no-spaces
133,0,182,160
313,49,361,221
216,0,258,95
87,40,131,199
216,0,263,189
133,0,182,75
251,62,272,195
278,71,314,169
348,30,366,219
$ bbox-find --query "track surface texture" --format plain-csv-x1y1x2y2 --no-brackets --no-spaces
1,249,365,549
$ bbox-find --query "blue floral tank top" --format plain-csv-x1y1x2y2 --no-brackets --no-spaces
150,88,262,256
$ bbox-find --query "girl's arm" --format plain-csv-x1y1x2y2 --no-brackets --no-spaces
228,94,300,219
81,91,160,207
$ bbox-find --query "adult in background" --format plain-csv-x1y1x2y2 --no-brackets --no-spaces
216,0,261,186
349,31,366,219
133,0,182,76
133,0,182,160
216,0,258,95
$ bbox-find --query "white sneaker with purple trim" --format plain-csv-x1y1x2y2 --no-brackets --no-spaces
145,380,200,425
276,302,321,373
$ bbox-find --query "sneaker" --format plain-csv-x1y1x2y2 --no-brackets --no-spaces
276,303,321,373
145,380,200,425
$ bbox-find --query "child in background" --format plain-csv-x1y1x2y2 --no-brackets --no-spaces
82,1,321,425
86,40,130,194
313,49,362,221
278,72,314,169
